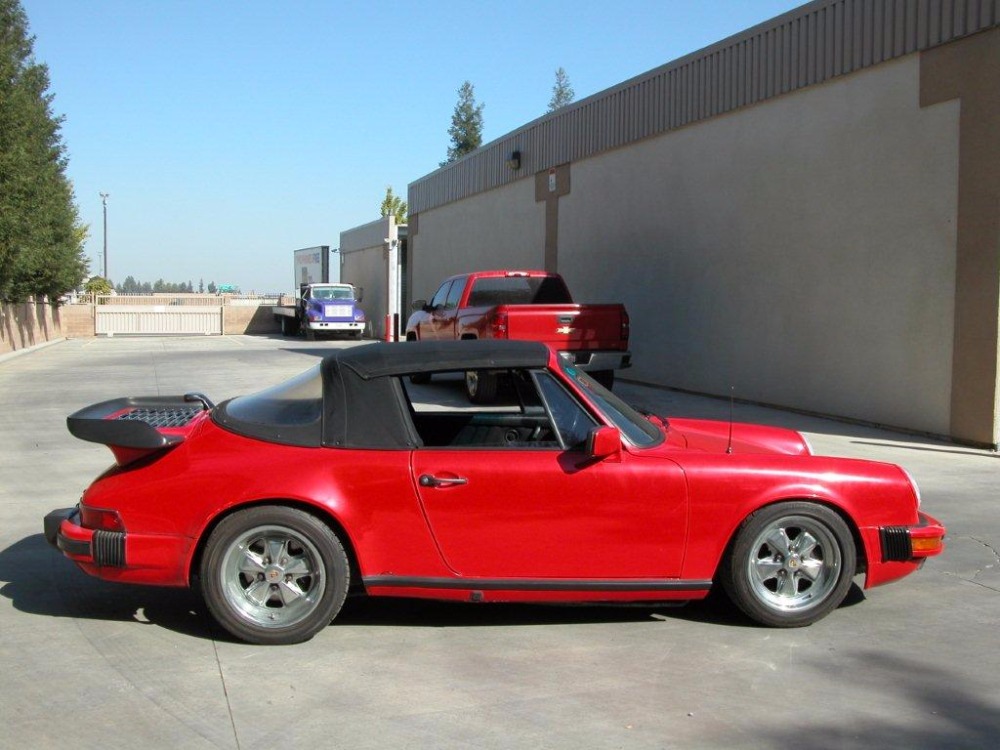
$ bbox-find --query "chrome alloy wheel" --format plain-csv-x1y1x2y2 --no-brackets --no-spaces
219,524,326,629
746,515,841,613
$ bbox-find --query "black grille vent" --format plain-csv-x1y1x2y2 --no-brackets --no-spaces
93,530,126,567
117,407,200,428
880,526,911,563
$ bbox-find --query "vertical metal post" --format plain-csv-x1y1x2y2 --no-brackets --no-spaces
99,192,109,279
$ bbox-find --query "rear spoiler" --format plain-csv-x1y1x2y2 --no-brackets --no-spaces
67,393,213,465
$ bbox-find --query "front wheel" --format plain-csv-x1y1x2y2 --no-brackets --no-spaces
200,506,349,644
720,502,856,627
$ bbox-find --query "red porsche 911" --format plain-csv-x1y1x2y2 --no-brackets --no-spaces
45,340,944,644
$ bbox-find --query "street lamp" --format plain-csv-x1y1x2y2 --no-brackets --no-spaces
99,192,109,279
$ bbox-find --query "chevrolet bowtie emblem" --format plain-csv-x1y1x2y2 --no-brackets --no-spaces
556,326,574,335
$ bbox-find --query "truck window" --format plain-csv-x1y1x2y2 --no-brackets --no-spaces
445,279,464,309
467,276,572,306
429,280,454,309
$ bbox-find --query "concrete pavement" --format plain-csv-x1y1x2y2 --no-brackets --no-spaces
0,336,997,749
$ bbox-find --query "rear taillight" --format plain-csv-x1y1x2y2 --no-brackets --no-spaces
80,506,125,533
621,309,630,342
491,311,509,338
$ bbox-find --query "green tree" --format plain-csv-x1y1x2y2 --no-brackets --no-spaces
380,186,408,224
548,67,575,112
83,276,112,295
0,0,88,302
442,80,484,166
207,281,217,294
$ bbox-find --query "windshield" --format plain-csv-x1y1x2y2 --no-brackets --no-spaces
313,286,355,301
558,360,663,447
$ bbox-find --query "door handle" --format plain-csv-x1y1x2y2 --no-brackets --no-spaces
419,474,468,488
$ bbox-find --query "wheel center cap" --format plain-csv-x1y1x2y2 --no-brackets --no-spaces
788,555,800,569
265,568,282,582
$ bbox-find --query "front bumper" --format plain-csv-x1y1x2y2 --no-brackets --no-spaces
879,511,946,562
44,506,126,567
305,321,364,332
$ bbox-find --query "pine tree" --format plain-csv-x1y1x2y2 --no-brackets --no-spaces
442,81,484,166
0,0,87,301
548,67,575,112
380,186,408,224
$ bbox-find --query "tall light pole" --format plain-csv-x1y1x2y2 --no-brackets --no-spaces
99,192,109,279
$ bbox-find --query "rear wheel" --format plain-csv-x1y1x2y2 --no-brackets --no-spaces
721,502,855,627
201,506,349,644
465,370,498,404
280,316,300,337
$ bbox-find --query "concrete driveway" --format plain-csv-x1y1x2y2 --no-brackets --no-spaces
0,336,997,749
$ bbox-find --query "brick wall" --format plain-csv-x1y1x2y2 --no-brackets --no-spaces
0,299,64,355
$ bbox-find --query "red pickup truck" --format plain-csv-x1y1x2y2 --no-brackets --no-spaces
405,270,631,400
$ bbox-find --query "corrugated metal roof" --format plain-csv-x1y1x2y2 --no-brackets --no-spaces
410,0,999,214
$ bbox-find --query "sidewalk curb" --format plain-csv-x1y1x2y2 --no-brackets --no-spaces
0,337,66,366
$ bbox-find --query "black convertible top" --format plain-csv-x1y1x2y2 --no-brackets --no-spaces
333,339,550,379
215,340,554,450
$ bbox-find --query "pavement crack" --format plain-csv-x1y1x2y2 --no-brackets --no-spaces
969,536,1000,566
213,639,242,750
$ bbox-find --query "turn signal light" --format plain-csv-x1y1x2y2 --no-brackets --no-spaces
911,536,944,556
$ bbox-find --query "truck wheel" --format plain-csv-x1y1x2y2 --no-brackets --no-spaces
592,370,615,390
465,370,498,404
280,317,300,337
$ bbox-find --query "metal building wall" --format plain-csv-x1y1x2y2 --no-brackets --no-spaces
410,0,999,215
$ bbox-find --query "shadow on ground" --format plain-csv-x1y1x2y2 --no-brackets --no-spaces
0,533,837,641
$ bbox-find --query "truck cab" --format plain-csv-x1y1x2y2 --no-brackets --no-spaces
300,283,365,338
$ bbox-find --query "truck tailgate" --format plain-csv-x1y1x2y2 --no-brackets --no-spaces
503,304,626,350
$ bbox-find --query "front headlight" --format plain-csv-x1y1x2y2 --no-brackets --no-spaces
901,467,922,507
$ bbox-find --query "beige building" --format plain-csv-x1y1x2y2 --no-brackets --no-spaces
403,0,1000,448
340,216,407,340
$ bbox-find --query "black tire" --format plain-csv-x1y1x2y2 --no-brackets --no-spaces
591,370,615,390
465,370,498,404
720,501,856,628
280,316,300,337
200,506,349,645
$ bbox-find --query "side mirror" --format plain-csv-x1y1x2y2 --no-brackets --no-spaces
587,426,622,461
354,287,364,303
411,299,428,311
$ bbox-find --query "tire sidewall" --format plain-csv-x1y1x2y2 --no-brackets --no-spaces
201,506,349,645
722,501,856,628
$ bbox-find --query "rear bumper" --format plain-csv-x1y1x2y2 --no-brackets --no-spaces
44,506,192,586
44,506,126,566
561,350,632,372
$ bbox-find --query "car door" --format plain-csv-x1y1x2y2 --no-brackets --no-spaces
408,370,687,579
420,280,454,341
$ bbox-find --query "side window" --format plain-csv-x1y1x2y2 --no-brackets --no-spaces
404,369,561,449
444,279,464,309
533,371,597,450
429,280,453,309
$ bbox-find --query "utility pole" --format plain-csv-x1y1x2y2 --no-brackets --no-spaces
100,192,109,279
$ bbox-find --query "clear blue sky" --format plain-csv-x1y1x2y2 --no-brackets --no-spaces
21,0,803,293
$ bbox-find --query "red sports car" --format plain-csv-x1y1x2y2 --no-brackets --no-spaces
45,340,945,644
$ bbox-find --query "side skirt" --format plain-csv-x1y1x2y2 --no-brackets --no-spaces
363,576,712,592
